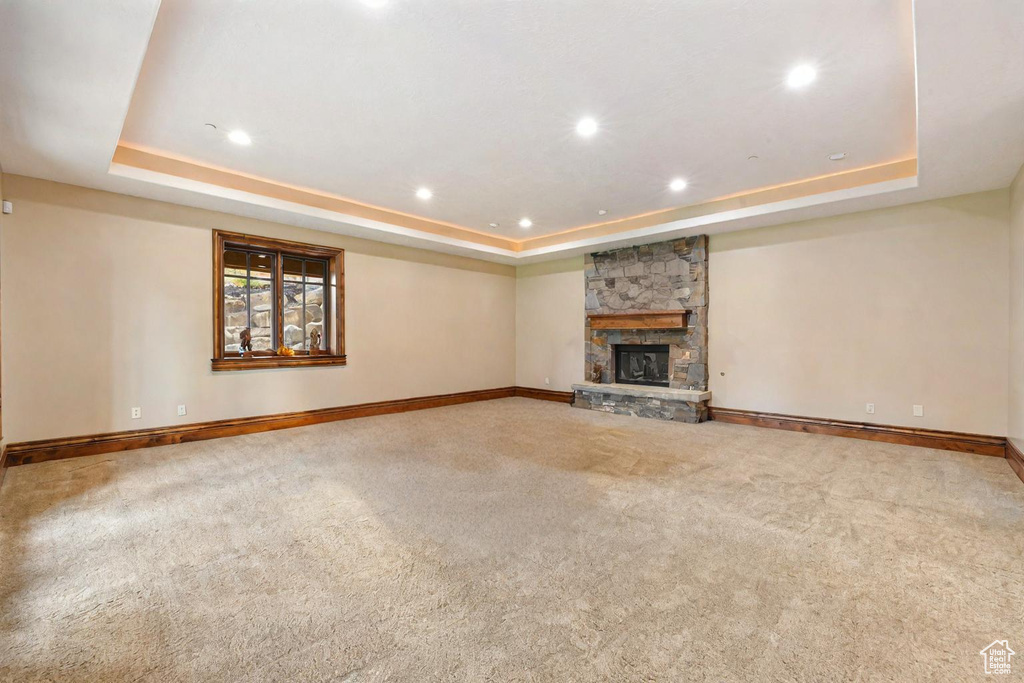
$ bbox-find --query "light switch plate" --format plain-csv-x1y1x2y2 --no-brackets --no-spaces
177,404,187,416
866,403,875,414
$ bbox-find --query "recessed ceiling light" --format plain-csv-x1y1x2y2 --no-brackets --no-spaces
747,155,759,161
576,117,598,138
489,222,500,228
227,130,252,145
786,64,817,88
519,218,533,229
597,209,608,216
669,178,687,192
360,0,388,7
415,187,433,200
828,152,848,161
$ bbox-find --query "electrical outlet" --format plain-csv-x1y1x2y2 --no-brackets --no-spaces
866,403,875,414
131,407,142,419
913,404,924,417
544,377,550,385
177,404,187,417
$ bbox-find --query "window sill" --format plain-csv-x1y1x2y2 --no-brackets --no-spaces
211,355,347,371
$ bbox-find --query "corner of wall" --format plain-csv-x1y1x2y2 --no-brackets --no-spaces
1008,161,1024,449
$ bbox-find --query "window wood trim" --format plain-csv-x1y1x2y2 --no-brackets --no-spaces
212,230,346,371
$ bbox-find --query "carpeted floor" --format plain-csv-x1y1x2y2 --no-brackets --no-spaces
1,397,1022,682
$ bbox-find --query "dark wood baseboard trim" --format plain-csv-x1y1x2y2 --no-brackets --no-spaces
6,388,523,467
5,387,576,467
1007,439,1024,484
709,407,1006,457
0,447,7,491
513,386,574,403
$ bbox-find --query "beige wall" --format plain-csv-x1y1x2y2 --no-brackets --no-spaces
709,190,1009,434
0,175,516,443
515,190,1011,435
2,175,1015,443
515,257,585,392
1010,164,1024,449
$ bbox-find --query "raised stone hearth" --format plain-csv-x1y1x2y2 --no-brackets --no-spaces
572,382,711,423
578,236,711,423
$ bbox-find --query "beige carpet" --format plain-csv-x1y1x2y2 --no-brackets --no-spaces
1,397,1022,682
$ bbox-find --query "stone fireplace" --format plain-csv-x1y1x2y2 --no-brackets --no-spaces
573,236,711,423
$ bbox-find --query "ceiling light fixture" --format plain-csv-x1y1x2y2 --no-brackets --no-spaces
747,155,759,161
669,178,687,192
415,187,433,200
227,130,252,145
786,64,817,88
519,218,533,229
489,222,500,228
828,152,848,161
576,117,598,138
597,209,608,216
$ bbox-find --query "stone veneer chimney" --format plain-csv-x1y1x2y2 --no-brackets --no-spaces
578,235,710,422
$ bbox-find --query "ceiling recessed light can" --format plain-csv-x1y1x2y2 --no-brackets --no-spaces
519,218,533,229
489,222,499,228
576,117,598,138
828,152,848,161
415,187,433,200
597,209,608,216
669,178,687,192
227,129,252,145
786,64,817,88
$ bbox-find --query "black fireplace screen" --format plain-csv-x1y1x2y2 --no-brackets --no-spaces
615,344,670,387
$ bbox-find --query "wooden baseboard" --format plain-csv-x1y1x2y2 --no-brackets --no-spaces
6,388,520,466
4,387,576,467
709,407,1006,457
513,386,574,403
0,446,7,491
1007,439,1024,484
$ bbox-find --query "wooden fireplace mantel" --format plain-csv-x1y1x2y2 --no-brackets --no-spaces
587,310,690,330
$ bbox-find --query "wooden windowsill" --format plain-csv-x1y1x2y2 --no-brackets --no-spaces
211,355,348,371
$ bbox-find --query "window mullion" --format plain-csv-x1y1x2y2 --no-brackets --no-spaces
275,251,284,350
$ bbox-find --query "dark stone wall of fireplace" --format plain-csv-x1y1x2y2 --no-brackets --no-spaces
584,236,708,390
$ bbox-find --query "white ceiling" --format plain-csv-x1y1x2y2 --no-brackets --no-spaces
1,0,1022,263
122,0,917,239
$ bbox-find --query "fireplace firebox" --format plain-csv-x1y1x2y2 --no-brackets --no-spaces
615,344,670,387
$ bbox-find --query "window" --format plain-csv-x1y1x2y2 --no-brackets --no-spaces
212,231,345,370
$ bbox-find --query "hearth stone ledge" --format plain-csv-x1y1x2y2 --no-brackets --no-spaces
571,382,711,424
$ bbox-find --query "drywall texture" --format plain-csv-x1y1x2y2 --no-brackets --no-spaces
710,190,1010,435
1010,164,1024,449
0,175,516,443
515,257,584,392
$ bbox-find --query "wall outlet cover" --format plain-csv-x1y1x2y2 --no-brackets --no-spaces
131,407,142,419
177,404,187,416
866,403,875,414
913,405,924,417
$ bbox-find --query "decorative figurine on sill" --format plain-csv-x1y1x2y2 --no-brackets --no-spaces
308,328,322,355
592,363,604,383
239,327,253,355
276,344,296,356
